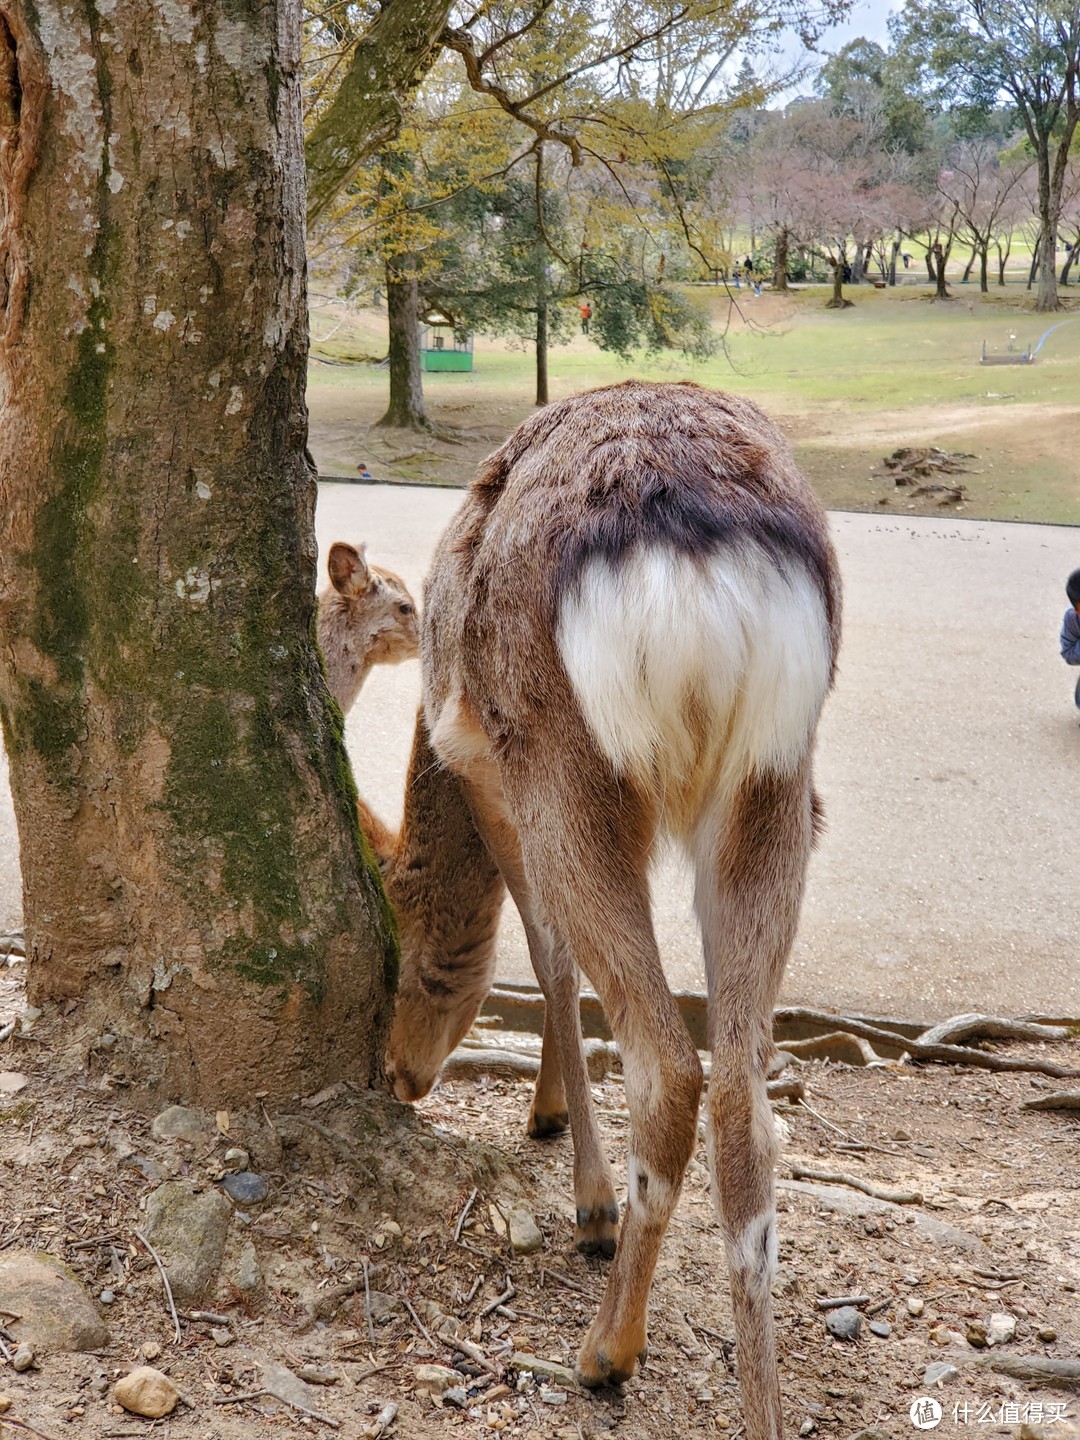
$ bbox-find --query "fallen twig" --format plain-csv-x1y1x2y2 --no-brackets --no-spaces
480,1278,516,1319
766,1077,805,1103
133,1227,181,1343
447,1333,503,1377
789,1165,922,1205
539,1267,592,1296
363,1401,398,1439
815,1294,871,1310
0,1022,16,1044
453,1188,478,1243
794,1098,903,1156
212,1389,341,1429
361,1257,376,1347
401,1294,435,1348
182,1309,231,1326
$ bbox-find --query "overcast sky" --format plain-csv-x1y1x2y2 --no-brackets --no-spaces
774,0,904,99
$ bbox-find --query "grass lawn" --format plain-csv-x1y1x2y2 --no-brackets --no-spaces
307,281,1080,525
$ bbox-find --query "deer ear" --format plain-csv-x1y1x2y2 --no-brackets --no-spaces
328,542,372,597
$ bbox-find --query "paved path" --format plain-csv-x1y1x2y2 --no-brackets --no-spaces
1,486,1076,1022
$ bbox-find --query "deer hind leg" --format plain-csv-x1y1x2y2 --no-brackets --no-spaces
460,768,618,1254
499,745,703,1385
693,763,816,1440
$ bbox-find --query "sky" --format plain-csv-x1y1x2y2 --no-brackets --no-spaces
773,0,904,100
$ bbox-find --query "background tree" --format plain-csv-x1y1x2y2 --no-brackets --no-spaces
892,0,1080,310
0,0,394,1102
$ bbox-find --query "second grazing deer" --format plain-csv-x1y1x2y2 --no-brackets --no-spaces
379,380,841,1440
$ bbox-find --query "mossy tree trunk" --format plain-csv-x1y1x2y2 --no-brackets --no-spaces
377,255,427,430
0,0,396,1103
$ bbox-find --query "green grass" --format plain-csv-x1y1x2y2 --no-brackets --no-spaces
308,284,1080,524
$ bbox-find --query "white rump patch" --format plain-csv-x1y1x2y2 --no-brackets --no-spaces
556,542,830,827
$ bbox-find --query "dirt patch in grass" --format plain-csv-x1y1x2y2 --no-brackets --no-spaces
1,952,1078,1440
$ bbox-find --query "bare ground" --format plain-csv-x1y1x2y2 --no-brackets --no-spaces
1,953,1078,1440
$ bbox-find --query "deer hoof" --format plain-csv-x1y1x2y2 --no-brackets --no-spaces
575,1327,647,1388
527,1106,569,1139
574,1200,620,1258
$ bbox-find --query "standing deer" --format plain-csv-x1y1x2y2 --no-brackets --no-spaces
381,380,841,1440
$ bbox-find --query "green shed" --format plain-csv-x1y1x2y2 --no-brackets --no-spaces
420,312,473,372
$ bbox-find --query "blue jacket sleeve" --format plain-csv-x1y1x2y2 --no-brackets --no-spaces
1062,609,1080,665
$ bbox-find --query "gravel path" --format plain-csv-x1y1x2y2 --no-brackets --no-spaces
1,486,1075,1022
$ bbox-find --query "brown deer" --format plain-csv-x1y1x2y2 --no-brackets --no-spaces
380,380,841,1440
316,541,419,715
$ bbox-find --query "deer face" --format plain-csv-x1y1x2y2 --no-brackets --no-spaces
384,945,489,1102
317,542,419,713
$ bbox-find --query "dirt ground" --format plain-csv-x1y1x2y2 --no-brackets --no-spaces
1,949,1078,1440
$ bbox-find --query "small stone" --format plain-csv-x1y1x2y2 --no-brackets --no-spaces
296,1364,339,1385
508,1210,543,1255
444,1387,468,1409
824,1306,861,1341
0,1072,28,1094
89,1375,109,1396
772,1264,800,1297
0,1253,108,1352
868,1320,891,1339
114,1366,179,1419
98,1032,117,1049
891,1128,912,1142
222,1147,249,1172
141,1343,161,1361
234,1240,262,1292
1038,1325,1058,1342
923,1361,959,1387
539,1387,568,1406
987,1312,1016,1346
511,1355,578,1389
0,1395,10,1414
906,1296,924,1317
220,1171,268,1206
143,1182,234,1306
799,1420,815,1436
965,1320,988,1348
929,1324,967,1348
151,1106,208,1144
11,1344,34,1372
210,1327,233,1346
414,1364,463,1399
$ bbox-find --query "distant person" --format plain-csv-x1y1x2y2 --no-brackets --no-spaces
1062,570,1080,721
579,302,592,335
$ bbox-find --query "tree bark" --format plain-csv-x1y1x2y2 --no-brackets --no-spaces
0,0,395,1102
934,242,949,299
535,295,549,406
979,245,989,293
773,226,789,292
1061,239,1077,285
535,250,549,406
377,256,428,429
825,254,851,309
1034,153,1060,311
996,240,1011,286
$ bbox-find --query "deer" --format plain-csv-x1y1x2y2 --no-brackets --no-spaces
374,380,841,1440
316,540,419,715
